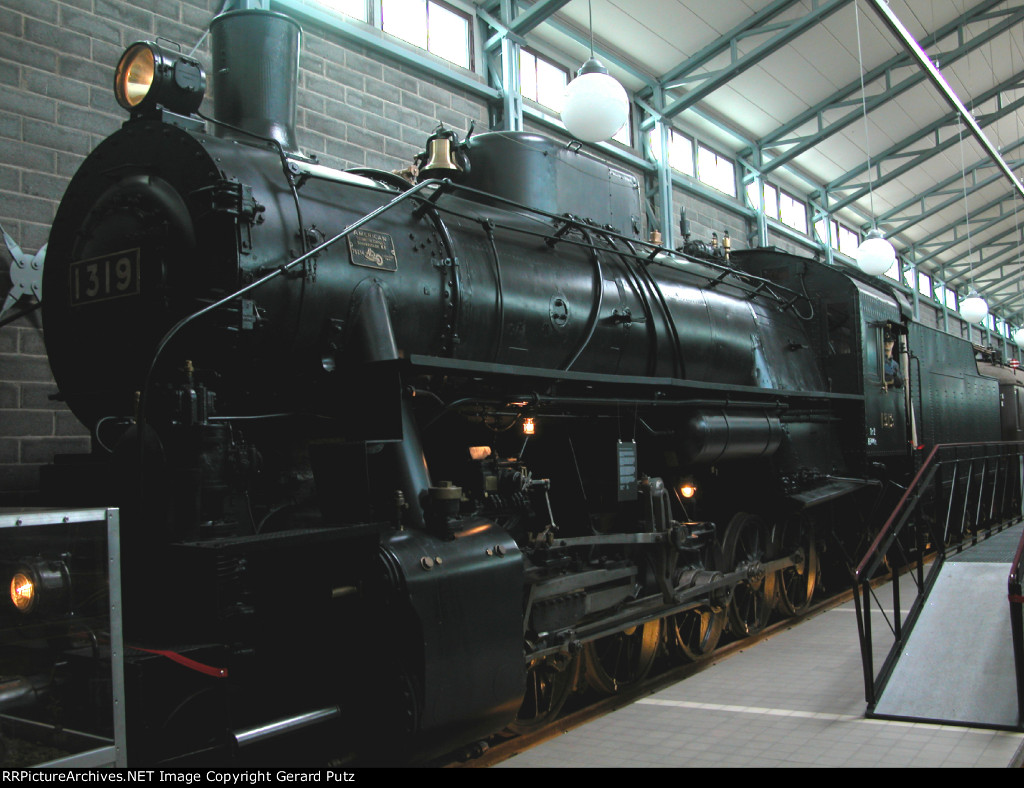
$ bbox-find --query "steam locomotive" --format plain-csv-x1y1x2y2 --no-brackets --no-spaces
2,7,1014,766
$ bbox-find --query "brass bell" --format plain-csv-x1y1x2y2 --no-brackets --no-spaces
421,136,461,176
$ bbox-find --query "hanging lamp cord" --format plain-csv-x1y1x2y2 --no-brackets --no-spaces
854,0,878,228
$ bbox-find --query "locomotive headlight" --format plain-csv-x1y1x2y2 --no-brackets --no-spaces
7,560,70,616
115,43,155,109
679,479,698,499
522,417,536,436
114,42,206,116
10,572,35,613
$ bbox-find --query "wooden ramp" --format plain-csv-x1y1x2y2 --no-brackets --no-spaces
873,524,1023,730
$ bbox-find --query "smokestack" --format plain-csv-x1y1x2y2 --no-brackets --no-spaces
209,9,301,152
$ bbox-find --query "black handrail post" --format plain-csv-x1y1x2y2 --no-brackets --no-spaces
915,512,924,596
944,458,957,545
973,455,987,542
892,561,902,643
856,579,875,707
999,450,1009,518
960,458,973,552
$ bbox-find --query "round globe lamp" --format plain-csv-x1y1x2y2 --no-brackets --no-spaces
561,58,628,144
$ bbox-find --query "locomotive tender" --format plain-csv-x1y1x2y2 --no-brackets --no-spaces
2,7,1011,765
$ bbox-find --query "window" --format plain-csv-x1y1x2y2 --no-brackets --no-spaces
612,113,632,146
381,0,471,69
317,0,368,21
752,181,809,234
520,49,568,113
810,218,858,254
883,260,900,280
813,217,837,248
917,271,932,299
763,183,779,218
778,190,806,234
836,225,859,257
648,128,694,176
747,182,760,212
697,143,735,196
939,283,957,311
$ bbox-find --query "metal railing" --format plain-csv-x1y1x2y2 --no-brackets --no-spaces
853,442,1024,714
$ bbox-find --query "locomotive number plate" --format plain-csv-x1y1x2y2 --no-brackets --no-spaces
347,229,397,272
69,248,141,307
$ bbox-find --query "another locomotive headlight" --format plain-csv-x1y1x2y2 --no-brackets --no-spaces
10,572,35,613
522,417,536,436
7,560,70,616
114,42,206,116
679,479,698,499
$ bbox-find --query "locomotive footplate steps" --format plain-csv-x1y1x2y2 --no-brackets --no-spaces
872,523,1024,730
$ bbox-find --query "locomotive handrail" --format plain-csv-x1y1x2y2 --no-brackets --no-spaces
403,179,814,317
853,441,1024,718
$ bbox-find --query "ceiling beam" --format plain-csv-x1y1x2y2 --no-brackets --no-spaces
650,0,806,95
909,197,1024,270
823,70,1024,217
874,135,1024,238
484,0,573,51
867,0,1024,204
650,0,850,125
949,222,1024,281
755,0,1012,176
539,6,655,86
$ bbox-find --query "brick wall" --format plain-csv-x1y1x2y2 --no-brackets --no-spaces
0,0,489,503
674,188,750,254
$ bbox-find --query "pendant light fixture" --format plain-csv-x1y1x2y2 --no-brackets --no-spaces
959,289,988,324
855,227,897,277
851,1,897,276
561,1,628,143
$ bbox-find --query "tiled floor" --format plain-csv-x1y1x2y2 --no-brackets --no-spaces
497,531,1024,768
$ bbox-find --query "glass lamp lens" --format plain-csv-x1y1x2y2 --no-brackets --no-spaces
116,45,155,109
10,572,34,613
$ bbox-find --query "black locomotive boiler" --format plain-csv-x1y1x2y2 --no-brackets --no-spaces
4,6,1011,766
